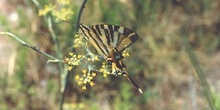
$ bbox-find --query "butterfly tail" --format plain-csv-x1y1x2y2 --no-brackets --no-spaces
123,72,143,94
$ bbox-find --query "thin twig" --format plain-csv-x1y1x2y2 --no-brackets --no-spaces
60,0,88,110
0,32,59,60
31,1,66,109
47,17,65,93
75,0,88,32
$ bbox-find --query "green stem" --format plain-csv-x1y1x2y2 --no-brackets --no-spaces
182,34,215,110
59,0,88,110
0,32,58,60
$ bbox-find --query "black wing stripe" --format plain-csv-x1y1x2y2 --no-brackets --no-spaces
108,25,115,43
123,28,131,36
108,25,113,31
91,28,109,56
94,25,102,36
113,25,119,31
79,24,90,40
106,30,111,46
103,29,111,46
99,25,112,46
100,25,104,29
87,31,107,56
128,32,139,42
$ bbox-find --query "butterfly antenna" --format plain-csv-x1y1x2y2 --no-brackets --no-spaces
123,72,143,94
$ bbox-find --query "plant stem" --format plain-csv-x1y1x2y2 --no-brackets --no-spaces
182,33,216,110
59,0,88,110
0,32,58,60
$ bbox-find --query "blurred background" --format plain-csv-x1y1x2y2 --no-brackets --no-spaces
0,0,220,110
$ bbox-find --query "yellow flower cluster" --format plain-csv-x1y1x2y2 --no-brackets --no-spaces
65,52,85,71
64,35,131,91
100,63,111,77
73,34,87,48
53,8,73,21
38,4,55,16
38,0,73,21
87,53,100,62
75,70,96,90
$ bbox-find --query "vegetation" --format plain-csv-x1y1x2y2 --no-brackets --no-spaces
0,0,219,110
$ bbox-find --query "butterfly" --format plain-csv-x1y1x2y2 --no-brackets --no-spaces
79,24,142,93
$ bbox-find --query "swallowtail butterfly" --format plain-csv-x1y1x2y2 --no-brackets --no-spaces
79,24,142,93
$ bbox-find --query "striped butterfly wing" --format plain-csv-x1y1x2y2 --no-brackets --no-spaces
79,24,142,93
79,24,139,58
